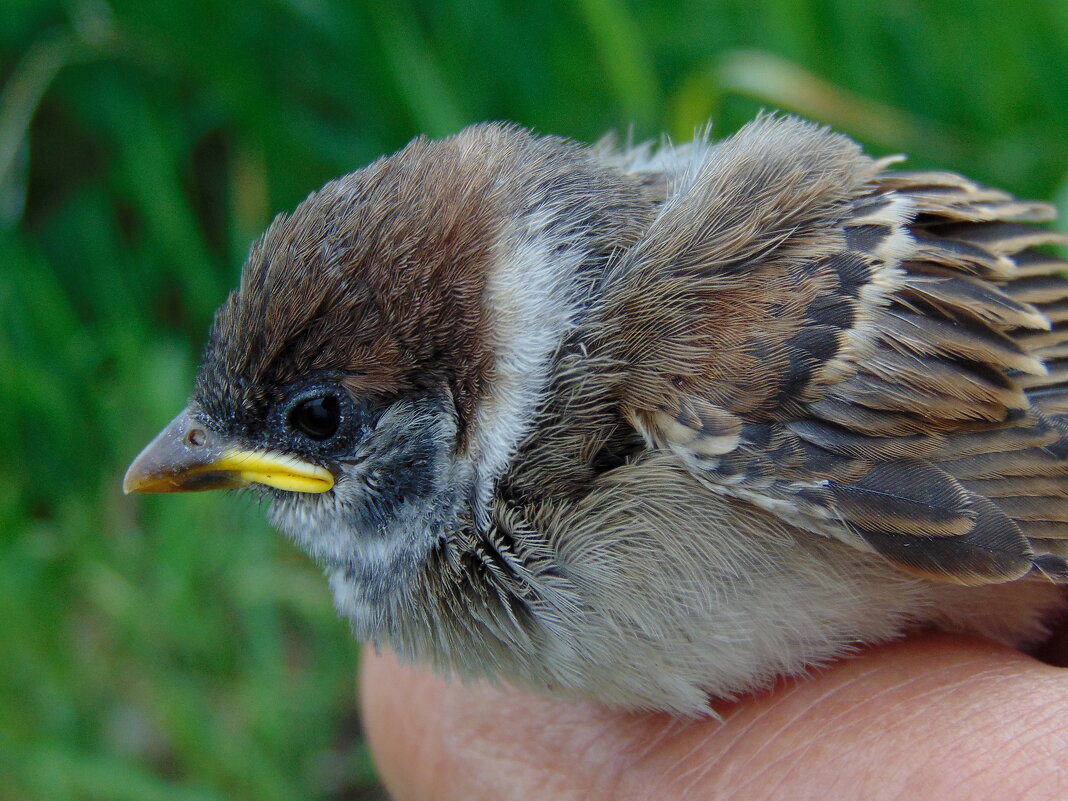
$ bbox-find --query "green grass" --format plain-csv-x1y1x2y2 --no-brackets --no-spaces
2,1,1067,798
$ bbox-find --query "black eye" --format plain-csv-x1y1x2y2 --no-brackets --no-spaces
290,395,341,440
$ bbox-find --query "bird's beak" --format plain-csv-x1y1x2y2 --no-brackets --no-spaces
123,407,335,495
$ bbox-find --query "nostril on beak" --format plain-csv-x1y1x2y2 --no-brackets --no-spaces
186,428,207,447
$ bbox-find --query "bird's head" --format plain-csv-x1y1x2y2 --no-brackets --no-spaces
124,123,652,622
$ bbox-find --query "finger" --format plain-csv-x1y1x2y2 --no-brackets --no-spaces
361,636,1068,801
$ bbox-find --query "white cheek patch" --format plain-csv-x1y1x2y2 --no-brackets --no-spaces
472,213,586,511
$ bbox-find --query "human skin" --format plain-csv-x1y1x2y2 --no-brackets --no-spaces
361,627,1068,801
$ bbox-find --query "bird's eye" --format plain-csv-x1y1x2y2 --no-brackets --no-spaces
289,395,341,440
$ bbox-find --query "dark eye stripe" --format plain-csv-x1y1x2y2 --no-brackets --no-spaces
290,395,340,440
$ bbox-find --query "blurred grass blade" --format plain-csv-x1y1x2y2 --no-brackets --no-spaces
714,48,958,156
365,2,465,136
0,0,117,227
0,32,76,226
573,0,658,128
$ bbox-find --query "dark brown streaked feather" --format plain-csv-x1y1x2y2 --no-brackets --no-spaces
1003,275,1068,305
807,397,940,436
1017,361,1068,389
960,475,1068,498
912,196,1056,224
1013,250,1068,278
938,447,1068,480
898,270,1048,330
1013,329,1068,353
994,496,1068,523
927,421,1060,459
827,373,1007,420
1028,392,1068,415
829,461,975,537
860,347,1027,409
909,228,1017,278
1034,301,1068,324
929,221,1068,254
787,419,943,460
1017,521,1068,539
857,497,1032,585
873,308,1046,375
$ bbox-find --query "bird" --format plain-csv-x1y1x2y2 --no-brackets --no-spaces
125,114,1068,714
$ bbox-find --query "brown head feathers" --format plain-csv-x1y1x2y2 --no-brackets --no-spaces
194,123,651,438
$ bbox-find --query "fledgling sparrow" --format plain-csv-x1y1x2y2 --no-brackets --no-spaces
125,115,1068,714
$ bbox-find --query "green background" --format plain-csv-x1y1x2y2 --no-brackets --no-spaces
2,1,1067,798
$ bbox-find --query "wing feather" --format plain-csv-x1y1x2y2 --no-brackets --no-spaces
598,115,1068,584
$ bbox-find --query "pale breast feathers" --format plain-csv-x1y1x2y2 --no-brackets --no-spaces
590,115,1068,586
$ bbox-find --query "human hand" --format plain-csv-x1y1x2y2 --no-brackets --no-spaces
361,631,1068,800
